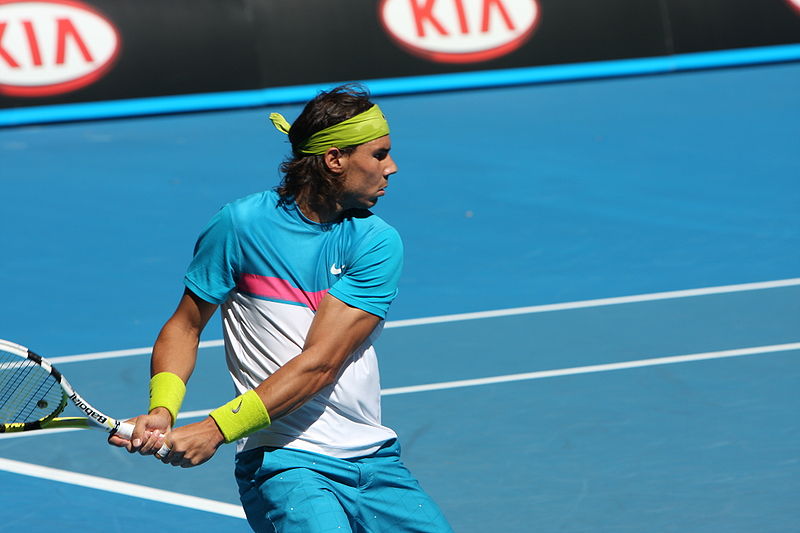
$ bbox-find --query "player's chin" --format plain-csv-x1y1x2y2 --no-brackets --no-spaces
360,197,379,208
345,197,380,212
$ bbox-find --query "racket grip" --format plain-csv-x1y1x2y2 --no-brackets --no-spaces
156,442,171,458
116,422,135,440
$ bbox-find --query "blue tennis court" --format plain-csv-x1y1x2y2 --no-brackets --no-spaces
1,61,798,532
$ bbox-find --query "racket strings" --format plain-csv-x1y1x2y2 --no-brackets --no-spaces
0,351,63,423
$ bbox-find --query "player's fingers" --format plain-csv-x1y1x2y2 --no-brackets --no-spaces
166,445,185,466
129,419,151,451
166,449,185,467
107,433,130,450
179,453,209,468
150,431,169,455
137,430,162,455
106,418,139,451
109,436,137,453
154,439,173,462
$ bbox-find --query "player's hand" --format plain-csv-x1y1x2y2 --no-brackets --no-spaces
155,416,224,468
108,407,172,455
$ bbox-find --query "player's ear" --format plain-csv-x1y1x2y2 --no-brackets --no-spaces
323,147,347,174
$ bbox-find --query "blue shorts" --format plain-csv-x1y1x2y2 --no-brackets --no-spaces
235,439,453,533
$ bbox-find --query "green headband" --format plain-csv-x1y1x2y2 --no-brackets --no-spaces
269,104,390,155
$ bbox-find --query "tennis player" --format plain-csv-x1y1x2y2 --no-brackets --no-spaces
109,85,453,532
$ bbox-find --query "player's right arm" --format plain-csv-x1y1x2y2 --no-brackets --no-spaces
108,288,217,454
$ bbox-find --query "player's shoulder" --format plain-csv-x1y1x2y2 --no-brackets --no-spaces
343,208,399,236
222,190,281,223
226,189,279,212
342,209,402,252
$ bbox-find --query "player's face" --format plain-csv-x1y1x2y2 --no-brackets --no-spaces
338,135,397,210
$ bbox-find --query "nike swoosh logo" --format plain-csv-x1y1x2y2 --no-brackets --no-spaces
330,263,344,275
231,399,243,414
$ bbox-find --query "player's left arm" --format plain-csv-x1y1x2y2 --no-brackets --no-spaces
108,288,218,454
159,293,381,467
256,294,381,417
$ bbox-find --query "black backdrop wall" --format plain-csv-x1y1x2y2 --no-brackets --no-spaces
1,0,798,109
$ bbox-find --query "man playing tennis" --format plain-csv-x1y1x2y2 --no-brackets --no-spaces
109,85,453,532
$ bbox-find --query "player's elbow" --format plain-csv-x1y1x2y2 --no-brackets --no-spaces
310,364,341,390
299,351,345,390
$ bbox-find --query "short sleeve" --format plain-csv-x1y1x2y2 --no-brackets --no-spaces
328,227,403,319
184,205,241,305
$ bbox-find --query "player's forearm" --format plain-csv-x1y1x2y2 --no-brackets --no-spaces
150,318,200,382
150,289,217,382
253,346,342,420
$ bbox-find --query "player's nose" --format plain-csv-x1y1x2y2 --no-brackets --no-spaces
384,154,398,177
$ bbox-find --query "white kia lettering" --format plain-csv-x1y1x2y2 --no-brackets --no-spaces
379,0,539,63
0,0,120,97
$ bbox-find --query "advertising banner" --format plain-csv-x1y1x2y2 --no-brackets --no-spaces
0,0,259,108
248,0,670,86
1,0,799,112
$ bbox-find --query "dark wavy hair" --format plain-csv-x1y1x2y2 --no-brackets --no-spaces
276,84,375,213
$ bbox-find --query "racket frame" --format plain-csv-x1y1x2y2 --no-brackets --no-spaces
0,339,133,438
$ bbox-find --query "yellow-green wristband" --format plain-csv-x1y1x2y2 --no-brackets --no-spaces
209,389,271,443
149,372,186,425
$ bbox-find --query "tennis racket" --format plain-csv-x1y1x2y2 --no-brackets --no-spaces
0,338,134,439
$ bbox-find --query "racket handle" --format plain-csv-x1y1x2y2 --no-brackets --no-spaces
156,442,171,458
116,422,135,440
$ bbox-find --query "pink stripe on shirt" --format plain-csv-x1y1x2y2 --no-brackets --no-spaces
237,274,328,311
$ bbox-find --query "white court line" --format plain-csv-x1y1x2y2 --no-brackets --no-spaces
144,342,800,398
47,277,800,365
381,342,800,395
384,277,800,328
0,457,246,518
49,339,225,365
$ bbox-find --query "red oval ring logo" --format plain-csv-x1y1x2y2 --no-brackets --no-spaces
379,0,540,64
0,0,120,97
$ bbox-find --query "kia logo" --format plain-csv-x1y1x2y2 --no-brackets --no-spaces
379,0,540,63
0,0,120,97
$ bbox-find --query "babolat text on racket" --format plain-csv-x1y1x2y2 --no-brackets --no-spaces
0,338,133,438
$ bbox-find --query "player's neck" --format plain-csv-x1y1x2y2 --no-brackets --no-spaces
297,198,344,224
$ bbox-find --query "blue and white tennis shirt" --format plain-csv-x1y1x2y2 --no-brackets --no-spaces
184,190,403,458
